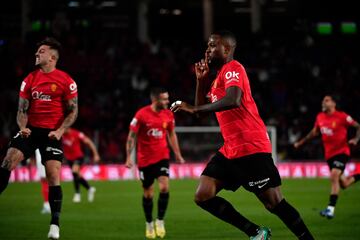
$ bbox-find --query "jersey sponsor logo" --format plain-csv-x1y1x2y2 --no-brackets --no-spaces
20,81,26,92
225,71,240,84
46,147,63,155
210,93,218,103
147,128,163,139
32,91,52,101
320,127,334,136
130,118,138,126
346,115,353,123
69,82,77,93
248,177,270,188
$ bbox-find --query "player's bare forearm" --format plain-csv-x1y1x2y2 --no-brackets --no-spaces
295,127,319,148
349,122,360,145
195,86,241,114
126,131,137,158
59,97,78,132
168,131,181,156
84,137,100,160
16,97,29,130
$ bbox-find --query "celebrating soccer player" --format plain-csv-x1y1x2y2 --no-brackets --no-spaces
294,95,360,219
0,37,78,240
125,87,185,239
171,30,314,240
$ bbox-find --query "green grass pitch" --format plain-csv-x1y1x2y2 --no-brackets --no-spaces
1,179,360,239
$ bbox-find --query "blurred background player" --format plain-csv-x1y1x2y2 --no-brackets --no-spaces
294,95,360,219
62,127,100,203
171,30,314,240
35,149,51,214
0,37,78,240
125,87,185,239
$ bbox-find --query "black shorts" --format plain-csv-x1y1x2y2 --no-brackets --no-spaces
8,126,63,164
202,152,282,194
327,154,349,172
138,159,170,189
68,158,84,168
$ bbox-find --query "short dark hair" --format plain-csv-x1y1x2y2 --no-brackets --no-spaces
212,30,237,47
325,93,339,103
150,87,168,98
37,37,62,56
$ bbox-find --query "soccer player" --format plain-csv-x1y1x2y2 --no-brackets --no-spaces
294,95,360,219
170,30,314,240
125,87,185,239
0,37,78,239
62,127,100,203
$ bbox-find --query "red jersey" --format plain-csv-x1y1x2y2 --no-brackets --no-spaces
129,105,175,168
62,128,85,161
19,69,78,129
209,60,271,159
315,110,355,160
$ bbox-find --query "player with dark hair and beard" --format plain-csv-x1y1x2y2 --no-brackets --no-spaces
126,87,185,239
0,37,78,239
171,30,314,240
295,95,360,219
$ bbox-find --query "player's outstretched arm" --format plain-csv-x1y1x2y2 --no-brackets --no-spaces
349,121,360,145
294,126,319,149
167,129,185,164
82,135,100,163
125,130,137,168
171,86,242,114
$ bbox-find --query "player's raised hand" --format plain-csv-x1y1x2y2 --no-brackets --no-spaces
170,100,196,114
195,57,209,81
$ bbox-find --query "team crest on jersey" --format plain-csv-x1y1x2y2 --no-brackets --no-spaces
162,122,167,129
332,121,337,128
51,84,57,92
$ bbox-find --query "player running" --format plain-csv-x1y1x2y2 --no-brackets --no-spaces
294,95,360,219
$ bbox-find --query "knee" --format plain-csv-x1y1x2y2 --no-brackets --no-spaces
1,156,16,171
159,186,169,194
194,190,213,205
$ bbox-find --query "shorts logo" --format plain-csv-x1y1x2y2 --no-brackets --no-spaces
248,178,270,189
333,161,344,168
46,147,63,155
160,167,169,174
140,171,144,180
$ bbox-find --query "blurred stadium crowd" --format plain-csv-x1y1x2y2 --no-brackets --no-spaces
1,0,359,162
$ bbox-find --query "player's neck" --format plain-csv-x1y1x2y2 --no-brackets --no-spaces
325,108,336,114
151,104,161,113
39,64,56,73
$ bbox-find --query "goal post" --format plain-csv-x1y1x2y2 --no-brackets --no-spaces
175,126,277,163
